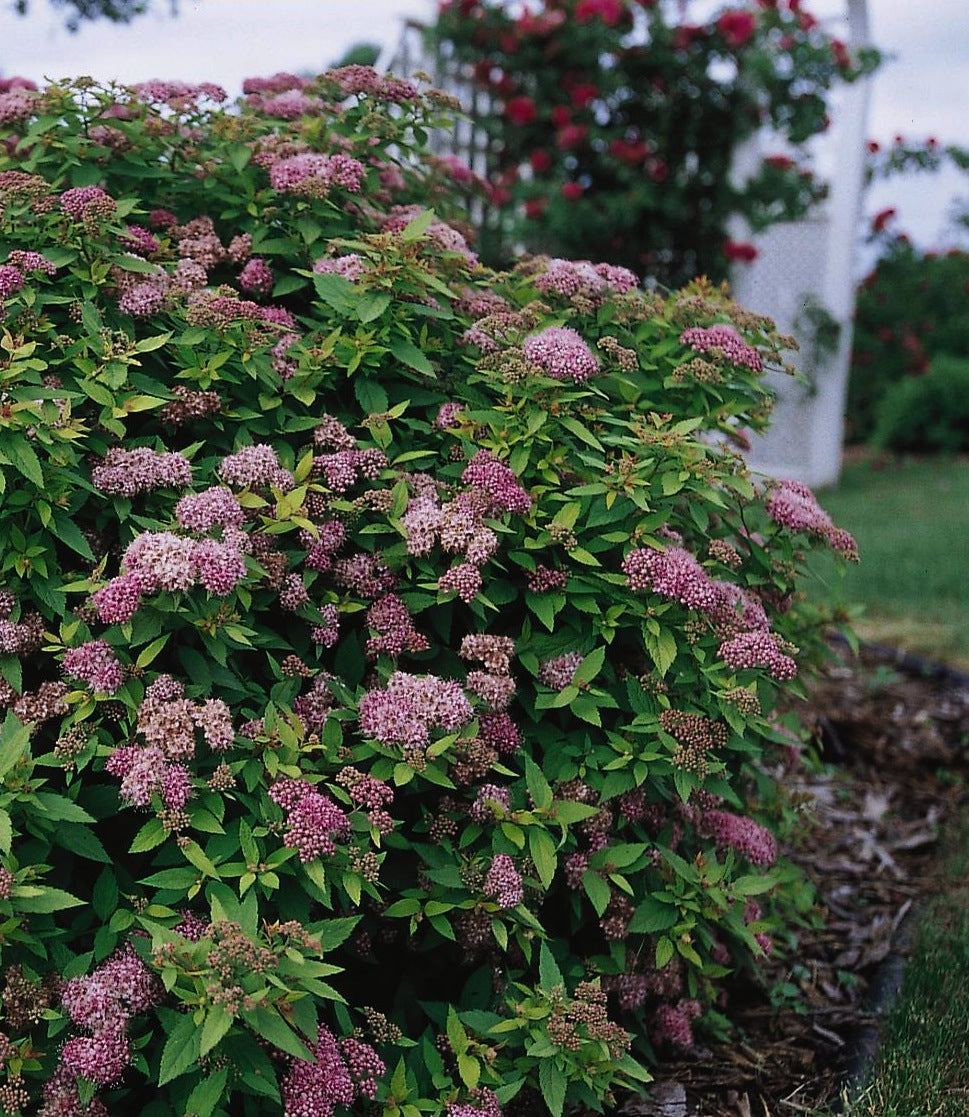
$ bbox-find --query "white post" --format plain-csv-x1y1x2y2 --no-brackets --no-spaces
810,0,873,486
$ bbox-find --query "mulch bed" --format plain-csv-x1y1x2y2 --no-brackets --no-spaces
626,643,969,1117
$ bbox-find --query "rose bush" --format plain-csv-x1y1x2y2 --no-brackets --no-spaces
0,71,855,1117
431,0,879,284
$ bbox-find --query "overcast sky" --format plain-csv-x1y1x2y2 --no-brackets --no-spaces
2,0,966,252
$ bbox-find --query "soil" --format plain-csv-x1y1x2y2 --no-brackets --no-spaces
626,642,969,1117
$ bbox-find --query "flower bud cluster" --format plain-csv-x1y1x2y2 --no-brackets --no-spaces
680,324,763,372
366,593,430,658
522,325,599,383
61,639,123,695
269,777,351,862
765,478,858,560
699,809,778,865
281,1023,383,1117
359,672,474,749
484,853,523,909
90,446,192,496
538,652,582,691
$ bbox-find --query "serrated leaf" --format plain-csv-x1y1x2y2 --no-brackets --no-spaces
538,941,563,991
582,870,611,916
528,827,557,891
158,1012,203,1086
130,817,167,854
523,756,554,811
185,1066,229,1117
538,1058,567,1117
389,335,433,375
243,1005,311,1060
200,1006,234,1057
446,1005,468,1056
14,886,85,912
628,898,678,934
0,809,11,854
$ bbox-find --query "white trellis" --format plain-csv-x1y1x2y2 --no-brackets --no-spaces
383,3,874,489
728,0,873,488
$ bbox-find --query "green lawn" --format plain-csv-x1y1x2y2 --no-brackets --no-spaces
810,454,969,670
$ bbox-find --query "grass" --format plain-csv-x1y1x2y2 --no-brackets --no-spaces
837,813,969,1117
809,453,969,671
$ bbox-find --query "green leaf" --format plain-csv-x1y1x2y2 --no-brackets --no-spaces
582,870,611,916
538,1058,567,1117
389,335,434,375
528,827,557,891
0,809,11,854
457,1052,480,1091
181,840,221,879
31,791,95,824
354,378,389,414
92,868,119,921
573,645,606,685
0,712,30,780
0,436,44,486
52,510,96,560
538,941,563,991
136,634,170,669
628,898,678,934
523,756,554,811
200,1006,234,1057
242,1005,311,1060
655,936,675,969
158,1011,203,1086
184,1066,229,1117
357,291,392,323
446,1005,469,1057
130,817,167,854
13,886,85,912
398,208,436,241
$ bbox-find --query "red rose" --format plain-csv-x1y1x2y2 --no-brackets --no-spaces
574,0,625,25
505,96,538,126
556,124,588,150
550,105,572,128
530,149,552,174
723,239,759,263
561,182,584,200
524,198,548,219
716,10,758,49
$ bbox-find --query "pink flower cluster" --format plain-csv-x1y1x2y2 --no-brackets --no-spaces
131,80,227,106
469,783,511,822
650,1000,701,1049
0,264,24,300
622,543,797,679
358,672,474,749
91,446,192,496
59,185,117,223
462,451,532,515
365,593,430,659
538,652,583,690
112,529,248,602
533,257,638,301
484,853,523,908
57,946,159,1092
328,64,420,103
314,448,387,493
522,325,600,383
281,1023,384,1117
7,249,56,276
717,630,797,681
268,152,367,196
680,325,763,372
175,486,245,532
238,257,274,294
268,777,351,862
219,443,295,491
313,254,368,283
765,479,858,560
700,809,778,865
61,640,123,695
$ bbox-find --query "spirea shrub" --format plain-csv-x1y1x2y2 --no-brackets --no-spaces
0,71,855,1117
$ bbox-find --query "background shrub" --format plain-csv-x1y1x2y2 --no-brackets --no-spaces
871,355,969,453
431,0,878,284
0,72,854,1117
848,239,969,443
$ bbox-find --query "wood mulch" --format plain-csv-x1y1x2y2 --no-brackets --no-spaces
624,643,969,1117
